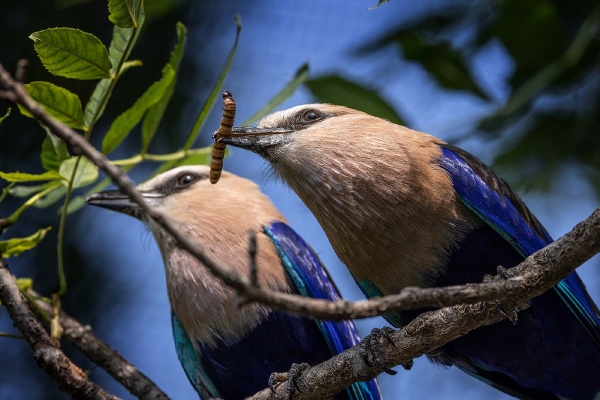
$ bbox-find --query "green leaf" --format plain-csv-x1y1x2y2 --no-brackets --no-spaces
16,278,33,291
480,0,563,88
141,22,187,154
183,15,242,150
107,25,143,74
41,126,70,172
83,78,111,129
30,28,111,80
18,82,84,129
394,34,487,99
66,163,135,214
0,171,63,182
242,63,309,126
108,0,138,28
306,75,405,125
0,108,10,125
149,149,218,179
173,152,212,167
83,3,145,128
102,64,175,154
33,186,67,208
65,196,86,214
59,157,99,188
0,227,52,258
8,182,55,198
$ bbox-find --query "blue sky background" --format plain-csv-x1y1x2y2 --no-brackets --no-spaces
1,0,599,399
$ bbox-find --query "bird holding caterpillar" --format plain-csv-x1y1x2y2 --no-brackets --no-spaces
220,104,600,400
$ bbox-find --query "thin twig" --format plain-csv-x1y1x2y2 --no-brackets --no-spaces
0,259,120,400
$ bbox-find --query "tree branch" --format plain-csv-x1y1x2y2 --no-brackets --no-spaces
0,259,120,400
29,290,170,400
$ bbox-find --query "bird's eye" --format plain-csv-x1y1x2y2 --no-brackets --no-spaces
176,174,198,187
301,110,323,123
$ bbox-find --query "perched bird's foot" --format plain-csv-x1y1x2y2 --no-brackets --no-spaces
269,372,286,393
484,266,520,325
268,363,310,399
359,327,398,375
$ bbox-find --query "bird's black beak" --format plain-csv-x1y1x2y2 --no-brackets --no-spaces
85,190,162,220
218,127,292,159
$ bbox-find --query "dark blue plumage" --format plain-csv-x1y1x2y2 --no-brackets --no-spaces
410,145,600,400
173,221,381,400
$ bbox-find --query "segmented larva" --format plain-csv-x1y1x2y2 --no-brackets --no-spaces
210,90,236,184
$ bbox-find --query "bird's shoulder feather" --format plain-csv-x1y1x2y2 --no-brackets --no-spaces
437,144,600,347
171,311,221,399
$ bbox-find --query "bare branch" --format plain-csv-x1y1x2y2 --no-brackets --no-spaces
0,259,120,400
30,290,170,400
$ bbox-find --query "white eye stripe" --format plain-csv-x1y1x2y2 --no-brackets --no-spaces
141,192,166,199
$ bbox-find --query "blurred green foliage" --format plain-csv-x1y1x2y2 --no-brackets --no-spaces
308,0,600,196
306,75,405,125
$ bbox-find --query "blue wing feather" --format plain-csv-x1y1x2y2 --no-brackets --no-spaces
171,311,220,399
439,145,600,347
265,222,382,400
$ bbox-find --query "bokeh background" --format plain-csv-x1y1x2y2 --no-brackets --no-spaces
1,0,599,399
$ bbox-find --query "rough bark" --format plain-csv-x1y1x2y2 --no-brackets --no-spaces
31,291,170,400
0,259,121,400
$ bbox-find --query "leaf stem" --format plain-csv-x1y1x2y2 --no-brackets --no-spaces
4,182,62,228
21,289,51,323
182,15,242,150
110,146,212,166
86,22,142,134
56,155,80,297
0,332,24,340
0,182,16,203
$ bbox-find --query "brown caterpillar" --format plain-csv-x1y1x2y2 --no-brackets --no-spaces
210,90,236,184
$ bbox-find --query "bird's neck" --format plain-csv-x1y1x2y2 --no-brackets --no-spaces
277,133,477,295
150,223,290,347
164,247,270,346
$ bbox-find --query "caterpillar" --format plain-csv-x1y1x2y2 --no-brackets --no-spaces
210,90,236,184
